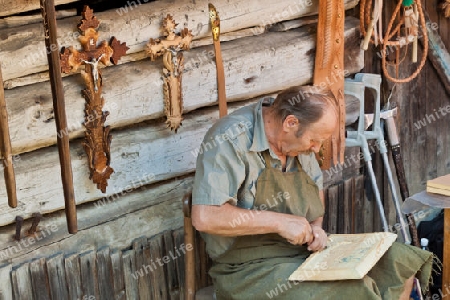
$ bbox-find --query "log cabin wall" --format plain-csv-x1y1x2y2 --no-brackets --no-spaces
0,0,447,298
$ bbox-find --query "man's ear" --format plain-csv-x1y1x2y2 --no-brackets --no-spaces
283,115,299,132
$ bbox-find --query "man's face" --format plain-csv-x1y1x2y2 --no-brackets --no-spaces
279,107,337,157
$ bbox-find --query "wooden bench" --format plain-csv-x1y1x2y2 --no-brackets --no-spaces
183,192,215,300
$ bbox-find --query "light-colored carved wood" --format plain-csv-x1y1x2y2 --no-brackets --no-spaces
146,15,193,132
3,18,363,156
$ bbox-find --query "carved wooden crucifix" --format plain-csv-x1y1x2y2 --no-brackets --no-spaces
146,14,193,132
60,6,129,192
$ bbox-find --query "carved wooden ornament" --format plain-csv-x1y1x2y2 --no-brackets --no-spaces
60,6,129,192
146,15,193,132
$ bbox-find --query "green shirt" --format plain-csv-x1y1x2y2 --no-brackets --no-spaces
192,97,323,259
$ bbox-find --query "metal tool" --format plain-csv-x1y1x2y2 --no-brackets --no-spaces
344,80,389,232
27,212,42,235
346,73,411,244
14,216,23,241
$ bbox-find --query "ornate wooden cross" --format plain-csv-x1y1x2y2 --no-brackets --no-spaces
60,6,129,192
146,14,193,132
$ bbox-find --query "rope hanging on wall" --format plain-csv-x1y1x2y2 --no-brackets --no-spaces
360,0,428,83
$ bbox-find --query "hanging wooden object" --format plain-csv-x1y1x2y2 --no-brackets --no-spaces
0,64,17,208
313,0,346,169
146,14,193,132
60,6,129,193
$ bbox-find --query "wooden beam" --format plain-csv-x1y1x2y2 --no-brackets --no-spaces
3,18,363,155
0,0,76,17
0,0,359,82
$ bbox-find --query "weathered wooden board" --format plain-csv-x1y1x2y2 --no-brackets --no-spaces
122,249,138,300
0,9,76,29
64,253,83,300
3,17,363,155
110,250,126,300
96,248,115,300
29,257,51,300
11,263,32,300
79,250,99,299
163,230,180,300
0,264,12,300
148,235,168,300
0,0,77,17
133,237,152,300
0,0,358,82
46,254,69,300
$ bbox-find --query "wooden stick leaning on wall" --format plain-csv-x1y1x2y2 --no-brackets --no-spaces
40,0,77,234
0,64,17,208
209,3,228,118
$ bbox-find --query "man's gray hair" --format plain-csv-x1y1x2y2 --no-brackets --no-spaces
271,86,337,137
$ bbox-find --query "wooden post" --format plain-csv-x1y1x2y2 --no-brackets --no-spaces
40,0,77,233
0,64,17,208
444,208,450,297
183,193,196,300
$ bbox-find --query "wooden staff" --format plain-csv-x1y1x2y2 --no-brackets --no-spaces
40,0,77,233
0,64,17,208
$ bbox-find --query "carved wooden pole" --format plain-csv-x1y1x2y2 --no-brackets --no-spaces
146,15,193,132
40,0,77,233
60,6,129,192
0,64,17,208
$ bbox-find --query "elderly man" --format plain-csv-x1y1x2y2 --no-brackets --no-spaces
191,86,433,299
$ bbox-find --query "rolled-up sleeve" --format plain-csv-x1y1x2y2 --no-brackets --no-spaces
192,134,245,207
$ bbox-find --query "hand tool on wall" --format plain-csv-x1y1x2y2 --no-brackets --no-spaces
40,0,77,234
344,80,390,232
0,64,17,208
209,3,228,118
348,73,411,244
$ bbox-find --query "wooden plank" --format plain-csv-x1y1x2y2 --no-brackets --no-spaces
326,184,339,234
335,182,345,234
163,230,180,300
354,175,366,234
46,253,69,300
0,264,12,300
64,253,83,300
0,9,76,29
0,0,359,81
110,250,126,300
2,17,363,156
173,229,186,298
443,208,450,298
122,249,139,300
29,257,51,300
79,250,99,299
0,0,77,17
96,248,115,300
11,263,32,300
148,234,168,300
343,178,354,234
133,237,152,300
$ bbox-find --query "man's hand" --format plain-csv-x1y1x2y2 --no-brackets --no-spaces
277,215,314,245
307,225,328,251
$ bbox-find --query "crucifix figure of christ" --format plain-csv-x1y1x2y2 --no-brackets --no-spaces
60,6,129,193
146,14,193,132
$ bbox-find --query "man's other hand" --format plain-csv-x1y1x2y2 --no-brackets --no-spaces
307,225,327,252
